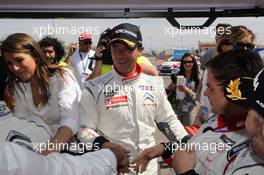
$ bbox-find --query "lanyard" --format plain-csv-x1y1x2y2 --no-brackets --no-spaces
79,51,90,72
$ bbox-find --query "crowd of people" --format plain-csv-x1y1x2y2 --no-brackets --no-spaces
0,22,263,175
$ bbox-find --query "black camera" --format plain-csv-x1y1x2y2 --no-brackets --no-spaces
97,28,111,48
97,28,113,65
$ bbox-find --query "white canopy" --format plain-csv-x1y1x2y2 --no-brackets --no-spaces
0,0,263,28
0,0,263,11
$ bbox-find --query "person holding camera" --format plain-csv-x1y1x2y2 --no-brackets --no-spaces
65,32,95,89
87,27,158,80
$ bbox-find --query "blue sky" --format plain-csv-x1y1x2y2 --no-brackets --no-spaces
0,17,263,52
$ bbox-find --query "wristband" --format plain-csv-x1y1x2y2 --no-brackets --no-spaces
181,135,192,144
161,142,175,159
93,136,110,150
94,55,102,61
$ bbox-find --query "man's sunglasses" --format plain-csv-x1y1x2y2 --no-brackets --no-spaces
182,60,193,64
81,40,92,45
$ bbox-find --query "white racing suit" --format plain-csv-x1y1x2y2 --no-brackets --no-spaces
169,114,249,175
224,140,264,175
172,136,264,175
0,101,51,151
79,64,188,175
0,101,118,175
170,114,264,175
0,142,117,175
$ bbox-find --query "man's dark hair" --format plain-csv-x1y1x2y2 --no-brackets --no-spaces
206,48,264,88
39,36,65,62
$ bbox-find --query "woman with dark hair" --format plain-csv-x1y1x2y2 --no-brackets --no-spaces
169,52,200,126
0,57,51,150
1,33,81,155
178,53,200,91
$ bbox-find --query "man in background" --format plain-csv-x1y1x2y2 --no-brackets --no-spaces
66,32,96,89
39,36,67,67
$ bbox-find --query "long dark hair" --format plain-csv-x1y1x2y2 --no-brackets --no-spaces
1,33,65,110
178,52,200,90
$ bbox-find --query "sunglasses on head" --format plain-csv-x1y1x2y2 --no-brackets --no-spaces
232,41,255,50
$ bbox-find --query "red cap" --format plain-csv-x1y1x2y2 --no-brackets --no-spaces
79,32,92,40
